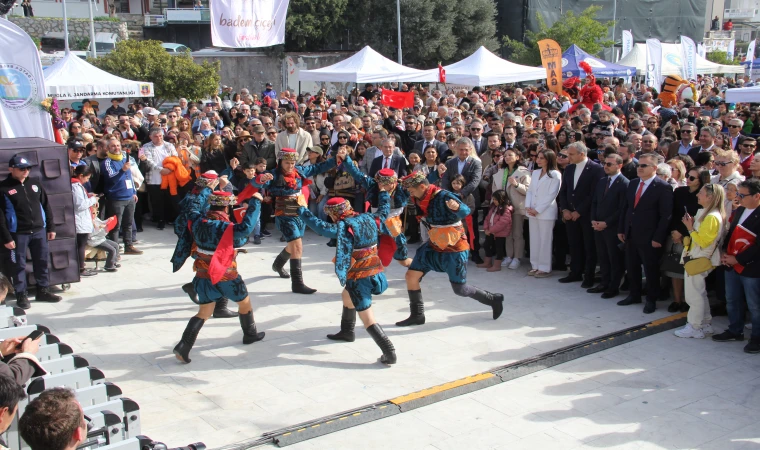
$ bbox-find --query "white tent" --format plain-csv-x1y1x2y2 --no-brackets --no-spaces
433,46,546,86
726,85,760,103
299,46,438,83
617,43,744,76
43,52,154,99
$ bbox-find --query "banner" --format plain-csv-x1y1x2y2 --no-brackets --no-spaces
748,40,757,72
438,63,446,83
380,88,414,109
0,19,53,141
728,39,736,60
621,30,633,59
680,36,697,81
645,38,662,89
698,43,706,58
210,0,290,48
537,39,563,96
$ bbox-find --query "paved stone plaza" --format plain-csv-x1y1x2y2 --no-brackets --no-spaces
23,228,760,449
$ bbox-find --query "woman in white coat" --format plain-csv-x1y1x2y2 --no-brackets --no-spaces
492,148,531,269
525,149,562,278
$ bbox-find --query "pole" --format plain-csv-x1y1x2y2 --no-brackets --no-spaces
611,0,617,59
87,0,97,58
62,0,70,53
396,0,402,65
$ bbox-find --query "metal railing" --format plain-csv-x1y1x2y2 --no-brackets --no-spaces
144,14,165,26
162,7,210,23
724,8,759,20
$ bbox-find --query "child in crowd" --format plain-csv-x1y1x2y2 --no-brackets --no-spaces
234,160,271,245
72,166,99,277
88,206,121,272
479,189,513,272
450,174,476,251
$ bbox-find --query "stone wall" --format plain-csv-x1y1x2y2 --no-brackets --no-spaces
9,17,129,41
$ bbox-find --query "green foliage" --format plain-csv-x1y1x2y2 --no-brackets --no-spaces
90,40,221,106
72,37,90,51
706,50,741,65
285,0,349,50
31,36,41,50
503,6,614,66
93,16,121,22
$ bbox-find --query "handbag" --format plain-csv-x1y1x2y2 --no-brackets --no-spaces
660,238,683,274
683,256,713,276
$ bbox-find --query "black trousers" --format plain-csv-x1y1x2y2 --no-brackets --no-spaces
595,228,624,292
76,233,89,270
484,235,506,260
147,185,170,224
10,229,49,293
566,217,597,280
625,238,663,302
552,219,568,269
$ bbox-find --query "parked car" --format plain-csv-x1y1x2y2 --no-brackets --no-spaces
162,43,191,53
40,32,121,53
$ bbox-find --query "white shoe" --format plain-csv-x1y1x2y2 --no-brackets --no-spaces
502,257,512,267
702,323,714,335
508,259,521,270
674,323,705,339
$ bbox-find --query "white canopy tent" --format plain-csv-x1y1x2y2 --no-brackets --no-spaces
431,46,546,85
43,52,154,99
617,43,744,76
725,85,760,103
299,46,438,83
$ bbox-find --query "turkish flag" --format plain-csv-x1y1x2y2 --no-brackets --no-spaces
381,88,414,109
727,223,757,274
438,63,446,83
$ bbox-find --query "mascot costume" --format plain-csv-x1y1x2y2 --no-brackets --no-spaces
659,75,698,108
568,61,611,114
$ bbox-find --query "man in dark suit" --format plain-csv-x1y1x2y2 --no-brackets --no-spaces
617,154,674,314
240,125,277,170
502,127,526,155
468,119,488,156
714,179,760,352
589,153,629,298
687,126,717,161
369,138,408,180
439,137,483,263
559,142,605,287
412,122,449,158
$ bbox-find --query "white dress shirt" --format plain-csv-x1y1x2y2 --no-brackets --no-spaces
573,158,588,189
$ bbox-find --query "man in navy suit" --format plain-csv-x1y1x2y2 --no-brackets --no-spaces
369,138,408,180
617,154,673,314
468,119,488,156
558,142,605,287
412,122,449,158
589,153,629,298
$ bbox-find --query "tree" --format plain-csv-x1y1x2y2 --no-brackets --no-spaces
503,6,614,66
285,0,349,50
90,40,220,107
706,50,741,66
449,0,499,61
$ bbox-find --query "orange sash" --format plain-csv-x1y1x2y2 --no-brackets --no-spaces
428,224,469,252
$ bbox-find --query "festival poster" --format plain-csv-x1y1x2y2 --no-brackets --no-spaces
538,39,563,96
210,0,291,48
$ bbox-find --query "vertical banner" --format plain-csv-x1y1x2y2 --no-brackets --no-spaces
727,39,736,60
748,39,757,72
645,38,662,89
621,30,633,59
538,39,563,96
210,0,291,48
0,19,53,141
680,36,697,81
698,43,706,58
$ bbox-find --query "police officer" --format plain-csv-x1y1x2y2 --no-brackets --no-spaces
0,155,62,309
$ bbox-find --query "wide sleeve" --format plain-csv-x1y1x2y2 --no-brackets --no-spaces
298,206,338,238
72,185,97,213
689,214,721,249
533,173,561,215
185,187,211,223
374,191,391,222
343,155,375,191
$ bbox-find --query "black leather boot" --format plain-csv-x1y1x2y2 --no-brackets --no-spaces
327,307,356,342
291,259,316,294
471,288,505,320
35,287,62,303
366,324,397,364
16,292,30,310
173,316,205,363
182,282,199,304
395,290,426,326
239,311,265,344
272,249,291,279
212,297,237,318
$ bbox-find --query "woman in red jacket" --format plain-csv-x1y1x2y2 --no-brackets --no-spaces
478,189,513,272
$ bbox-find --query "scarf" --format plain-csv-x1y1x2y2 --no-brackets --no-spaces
413,184,441,218
281,168,312,190
107,152,123,161
204,210,233,284
206,210,231,223
71,177,81,184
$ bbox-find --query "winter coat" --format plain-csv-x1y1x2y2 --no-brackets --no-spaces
483,204,513,238
72,180,97,234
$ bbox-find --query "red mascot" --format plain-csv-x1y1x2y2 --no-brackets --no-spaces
568,61,611,114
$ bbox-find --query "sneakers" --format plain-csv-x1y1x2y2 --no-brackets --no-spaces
261,229,272,237
712,330,744,342
104,266,118,272
501,257,513,267
745,338,760,354
674,323,704,339
702,323,714,335
252,235,262,245
80,268,98,277
124,245,143,255
508,259,521,270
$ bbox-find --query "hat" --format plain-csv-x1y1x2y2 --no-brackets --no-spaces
279,148,298,162
374,168,397,185
252,124,266,133
67,139,85,150
9,154,33,169
196,171,218,187
143,107,159,116
209,191,237,207
236,131,253,141
324,197,352,217
307,146,324,156
266,82,273,87
400,171,427,189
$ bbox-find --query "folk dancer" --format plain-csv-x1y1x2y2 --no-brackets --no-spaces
396,171,504,326
173,184,265,363
251,147,339,294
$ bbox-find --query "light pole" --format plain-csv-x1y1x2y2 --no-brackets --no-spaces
62,0,70,53
396,0,402,64
87,0,97,58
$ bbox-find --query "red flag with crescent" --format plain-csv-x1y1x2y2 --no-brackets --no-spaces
727,224,757,274
438,63,446,83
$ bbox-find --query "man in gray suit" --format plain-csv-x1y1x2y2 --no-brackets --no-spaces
361,128,405,174
438,137,483,263
412,122,449,158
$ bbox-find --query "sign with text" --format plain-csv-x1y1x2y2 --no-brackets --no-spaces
210,0,290,48
538,39,563,95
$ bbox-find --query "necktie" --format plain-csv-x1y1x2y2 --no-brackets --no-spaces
634,181,645,207
604,177,612,196
384,158,389,169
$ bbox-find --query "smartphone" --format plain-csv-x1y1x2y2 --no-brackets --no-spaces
160,118,167,125
206,112,214,118
82,118,92,129
18,329,44,348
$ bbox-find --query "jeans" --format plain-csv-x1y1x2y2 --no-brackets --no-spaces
9,229,49,293
252,218,261,237
106,198,135,246
317,195,329,221
724,269,760,338
96,239,120,268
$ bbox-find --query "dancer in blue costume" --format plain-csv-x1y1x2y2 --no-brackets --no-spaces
170,171,237,318
296,178,397,364
251,147,339,294
396,171,504,327
173,182,265,364
342,155,412,266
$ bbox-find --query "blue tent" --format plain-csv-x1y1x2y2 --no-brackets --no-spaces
561,44,636,78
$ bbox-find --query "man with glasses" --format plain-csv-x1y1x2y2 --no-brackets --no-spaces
739,137,757,174
469,119,487,155
67,139,87,174
104,98,126,117
629,119,646,136
240,125,276,170
304,116,320,146
644,116,660,138
412,122,449,158
667,122,697,159
728,118,744,149
637,135,658,158
687,126,717,161
19,388,88,450
330,113,347,146
398,116,420,154
0,155,62,309
617,142,639,181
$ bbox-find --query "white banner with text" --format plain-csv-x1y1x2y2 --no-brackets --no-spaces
210,0,290,48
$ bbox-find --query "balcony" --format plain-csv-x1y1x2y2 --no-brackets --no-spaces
144,7,210,26
724,8,759,20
